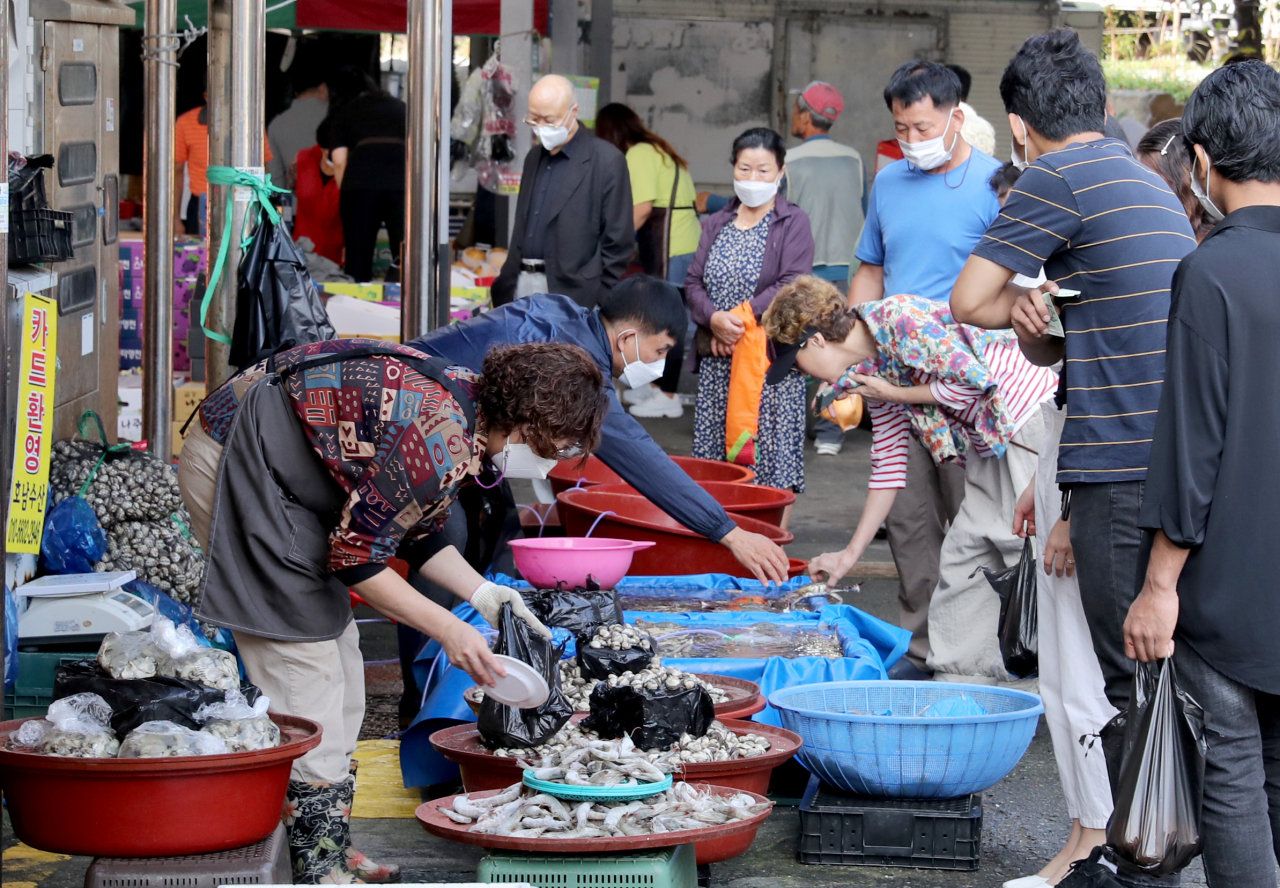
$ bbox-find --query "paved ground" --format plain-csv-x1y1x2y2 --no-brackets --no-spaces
2,407,1212,886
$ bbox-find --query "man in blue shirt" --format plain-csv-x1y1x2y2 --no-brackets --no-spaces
841,61,1002,679
410,275,791,584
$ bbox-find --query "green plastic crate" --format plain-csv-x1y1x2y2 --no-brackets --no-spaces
4,651,96,719
478,844,697,887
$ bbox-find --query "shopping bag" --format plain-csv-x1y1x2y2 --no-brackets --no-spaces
974,536,1039,678
229,213,336,367
1106,658,1207,876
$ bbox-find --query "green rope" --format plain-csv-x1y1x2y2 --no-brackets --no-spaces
74,410,131,496
199,167,291,346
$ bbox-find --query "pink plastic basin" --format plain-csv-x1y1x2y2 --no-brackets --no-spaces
508,537,656,589
549,455,755,498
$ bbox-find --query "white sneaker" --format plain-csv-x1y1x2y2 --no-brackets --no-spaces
1003,877,1050,888
621,383,658,406
630,395,684,418
814,441,843,456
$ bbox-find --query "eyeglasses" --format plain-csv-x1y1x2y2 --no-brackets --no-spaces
522,111,570,128
552,442,584,460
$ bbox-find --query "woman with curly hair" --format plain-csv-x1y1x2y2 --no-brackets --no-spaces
177,338,608,884
763,276,1056,683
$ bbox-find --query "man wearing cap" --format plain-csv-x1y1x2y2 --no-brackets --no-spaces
786,82,867,457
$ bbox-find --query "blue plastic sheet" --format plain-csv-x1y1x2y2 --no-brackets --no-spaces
4,583,18,694
398,584,911,788
486,572,816,599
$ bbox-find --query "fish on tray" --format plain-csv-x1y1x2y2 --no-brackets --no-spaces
439,780,773,837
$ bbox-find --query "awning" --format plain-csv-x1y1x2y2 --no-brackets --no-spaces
126,0,549,34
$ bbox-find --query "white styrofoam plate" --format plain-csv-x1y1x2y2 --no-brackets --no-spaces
482,655,550,709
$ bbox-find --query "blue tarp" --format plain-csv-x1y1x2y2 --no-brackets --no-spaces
397,574,910,788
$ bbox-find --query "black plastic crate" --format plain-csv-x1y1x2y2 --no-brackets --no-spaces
10,206,75,264
797,775,981,870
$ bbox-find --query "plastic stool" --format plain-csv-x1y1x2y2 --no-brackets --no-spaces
83,823,289,888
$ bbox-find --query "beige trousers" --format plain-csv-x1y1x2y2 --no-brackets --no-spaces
177,420,366,785
925,407,1046,683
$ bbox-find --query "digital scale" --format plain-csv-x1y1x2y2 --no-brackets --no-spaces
17,571,155,646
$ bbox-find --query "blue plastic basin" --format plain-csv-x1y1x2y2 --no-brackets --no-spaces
769,680,1044,798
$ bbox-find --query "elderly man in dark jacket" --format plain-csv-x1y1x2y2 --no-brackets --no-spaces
492,74,634,308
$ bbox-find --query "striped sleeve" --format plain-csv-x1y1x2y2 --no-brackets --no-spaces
972,164,1084,277
867,401,912,489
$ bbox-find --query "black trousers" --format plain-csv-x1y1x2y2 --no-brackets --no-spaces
340,188,405,281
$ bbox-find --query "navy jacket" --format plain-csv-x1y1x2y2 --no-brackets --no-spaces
410,294,737,542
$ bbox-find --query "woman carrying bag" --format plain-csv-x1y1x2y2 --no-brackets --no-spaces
178,338,609,883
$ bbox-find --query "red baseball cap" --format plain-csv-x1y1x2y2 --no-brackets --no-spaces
791,81,844,121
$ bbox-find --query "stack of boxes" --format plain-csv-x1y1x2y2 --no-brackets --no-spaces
117,233,209,375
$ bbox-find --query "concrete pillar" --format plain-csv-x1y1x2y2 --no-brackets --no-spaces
500,0,534,243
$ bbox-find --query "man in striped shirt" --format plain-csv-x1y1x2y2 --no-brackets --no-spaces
951,29,1196,712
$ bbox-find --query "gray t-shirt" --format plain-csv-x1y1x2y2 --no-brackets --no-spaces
266,95,329,187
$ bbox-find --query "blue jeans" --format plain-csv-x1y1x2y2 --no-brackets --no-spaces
1173,642,1280,887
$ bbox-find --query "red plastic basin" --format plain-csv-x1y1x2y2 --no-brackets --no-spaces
590,481,796,527
556,489,792,577
549,455,756,498
0,714,322,857
430,717,801,797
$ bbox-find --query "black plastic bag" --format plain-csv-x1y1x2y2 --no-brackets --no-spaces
582,681,714,750
477,603,573,749
975,537,1039,678
524,584,624,637
575,628,656,681
53,660,261,737
1106,659,1207,876
229,215,336,368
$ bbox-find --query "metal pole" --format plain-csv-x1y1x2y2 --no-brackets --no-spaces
0,0,12,677
404,0,447,341
551,0,580,75
143,0,178,458
206,0,264,388
501,0,534,245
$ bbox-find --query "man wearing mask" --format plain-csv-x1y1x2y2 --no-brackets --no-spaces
950,28,1195,714
491,75,634,308
409,275,792,586
839,61,1002,680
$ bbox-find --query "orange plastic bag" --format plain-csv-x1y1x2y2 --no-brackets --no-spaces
725,303,769,466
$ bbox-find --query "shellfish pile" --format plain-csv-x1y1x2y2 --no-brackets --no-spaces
490,719,770,764
585,623,651,652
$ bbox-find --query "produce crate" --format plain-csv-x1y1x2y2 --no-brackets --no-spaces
9,206,75,264
479,843,697,887
797,775,981,870
3,651,95,719
84,823,288,888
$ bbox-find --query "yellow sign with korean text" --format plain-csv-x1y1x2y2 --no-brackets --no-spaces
6,292,58,553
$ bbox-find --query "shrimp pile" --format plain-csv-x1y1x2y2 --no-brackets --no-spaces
440,780,772,838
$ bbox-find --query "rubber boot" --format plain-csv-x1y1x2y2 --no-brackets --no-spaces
283,781,363,884
338,772,402,883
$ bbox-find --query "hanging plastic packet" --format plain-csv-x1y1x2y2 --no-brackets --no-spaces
583,681,714,751
974,537,1039,678
477,603,573,749
42,692,120,758
118,720,231,758
194,687,281,752
1106,658,1207,876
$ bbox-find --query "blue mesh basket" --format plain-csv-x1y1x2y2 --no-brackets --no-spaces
769,681,1044,798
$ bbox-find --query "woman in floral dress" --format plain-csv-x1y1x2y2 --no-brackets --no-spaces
684,128,814,524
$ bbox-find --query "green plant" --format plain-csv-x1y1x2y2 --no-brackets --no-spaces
1103,59,1212,103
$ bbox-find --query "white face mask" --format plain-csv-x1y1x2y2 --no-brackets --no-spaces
734,176,780,208
617,329,667,389
1189,155,1225,225
1010,117,1031,172
491,443,559,480
899,112,959,171
532,110,574,152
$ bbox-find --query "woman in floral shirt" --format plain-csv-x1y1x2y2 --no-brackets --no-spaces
178,338,609,884
763,278,1057,683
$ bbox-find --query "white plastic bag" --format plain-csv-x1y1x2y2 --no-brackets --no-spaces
98,629,164,679
10,718,51,749
149,615,240,691
195,688,281,752
118,720,231,758
43,692,120,757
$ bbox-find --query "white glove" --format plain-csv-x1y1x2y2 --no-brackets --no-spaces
470,582,552,638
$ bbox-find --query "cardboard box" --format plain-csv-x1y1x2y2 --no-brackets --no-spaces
174,380,204,424
321,282,386,302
